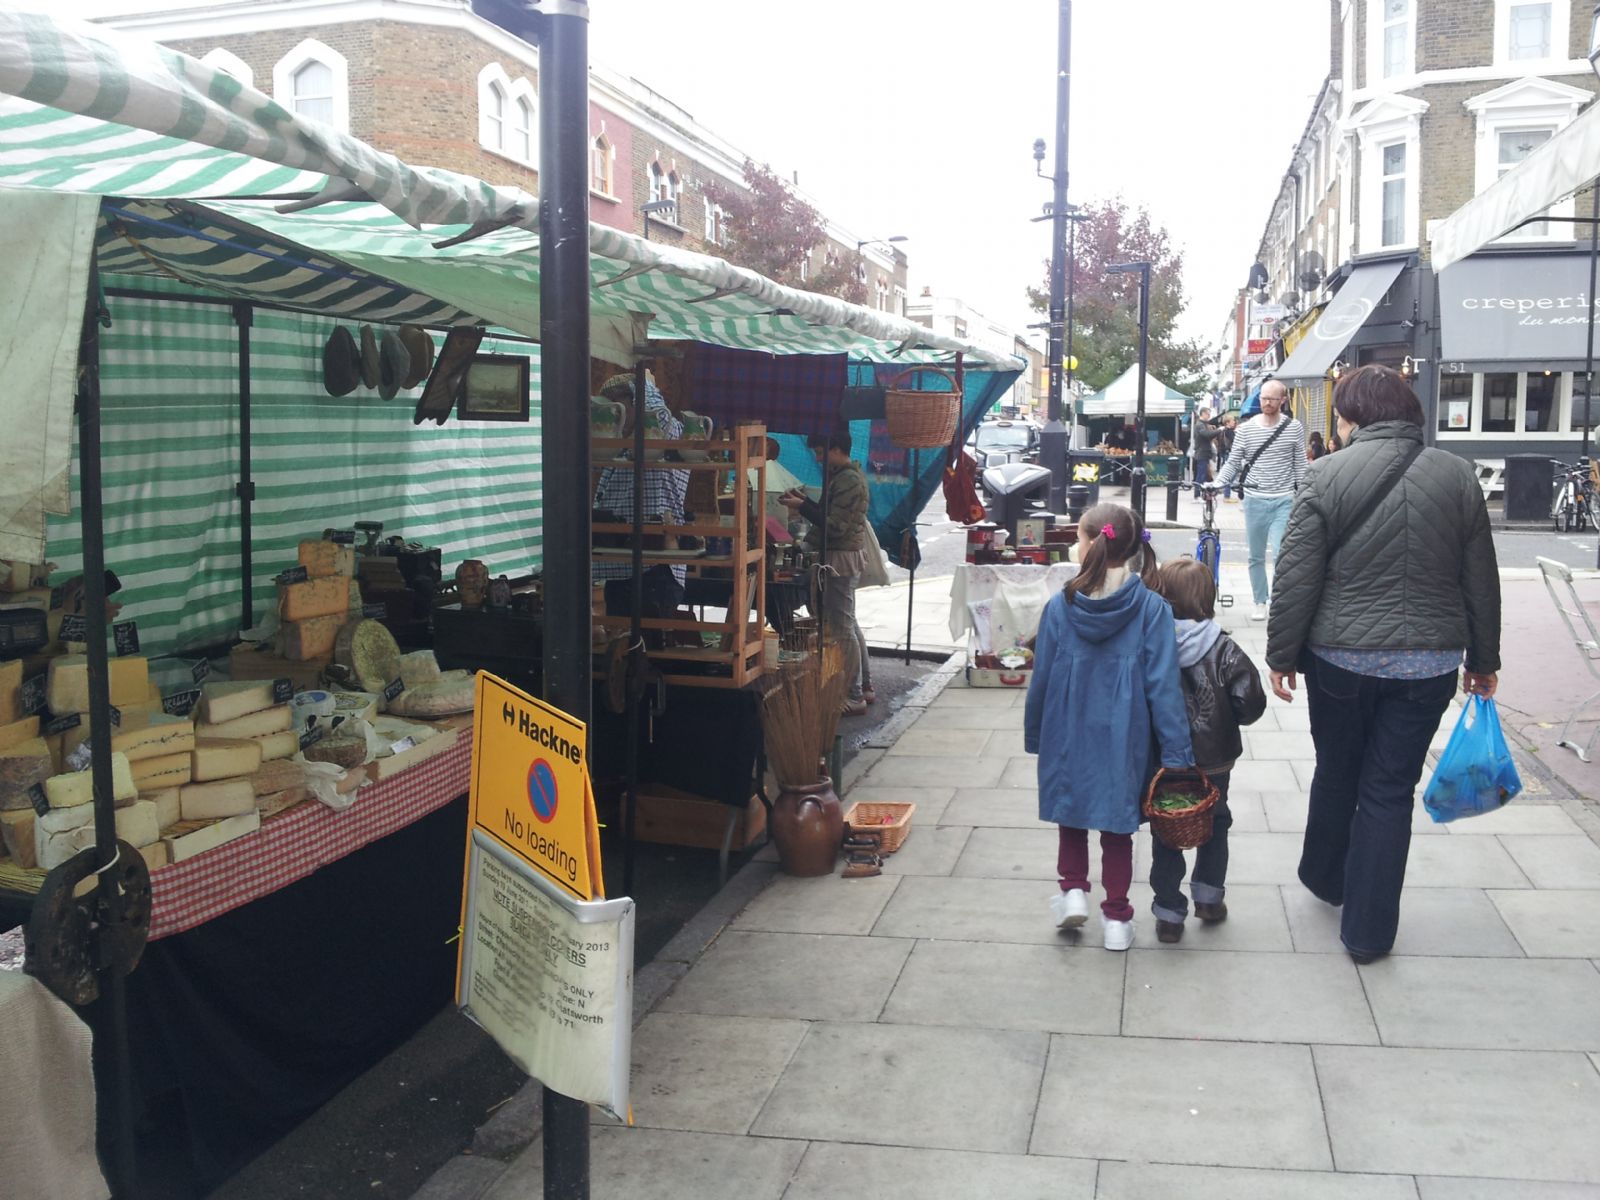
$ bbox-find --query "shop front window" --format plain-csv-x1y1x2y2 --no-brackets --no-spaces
1439,373,1473,434
1483,373,1518,433
1524,371,1559,432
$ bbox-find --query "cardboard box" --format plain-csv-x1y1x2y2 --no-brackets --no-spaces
966,664,1032,688
632,783,766,851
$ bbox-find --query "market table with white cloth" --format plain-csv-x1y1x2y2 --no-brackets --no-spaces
949,562,1079,657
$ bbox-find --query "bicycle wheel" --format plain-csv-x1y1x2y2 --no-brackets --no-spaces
1197,532,1221,584
1555,485,1571,532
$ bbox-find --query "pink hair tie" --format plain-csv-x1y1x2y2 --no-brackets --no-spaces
1101,523,1116,539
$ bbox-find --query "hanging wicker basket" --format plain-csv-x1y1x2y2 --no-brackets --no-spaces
884,366,961,449
1142,766,1220,851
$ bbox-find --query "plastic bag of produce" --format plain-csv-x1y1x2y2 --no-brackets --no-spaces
1422,696,1522,823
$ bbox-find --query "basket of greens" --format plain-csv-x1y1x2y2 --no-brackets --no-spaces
1141,767,1220,850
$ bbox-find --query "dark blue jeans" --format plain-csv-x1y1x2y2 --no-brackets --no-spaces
1192,458,1212,497
1298,654,1457,956
1150,772,1231,923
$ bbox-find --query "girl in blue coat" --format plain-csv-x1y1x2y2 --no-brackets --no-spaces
1024,503,1195,950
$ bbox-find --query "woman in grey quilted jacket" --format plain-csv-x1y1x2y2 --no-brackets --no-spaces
1264,366,1500,964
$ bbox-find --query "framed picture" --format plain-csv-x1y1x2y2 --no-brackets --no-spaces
458,354,531,422
1016,517,1047,548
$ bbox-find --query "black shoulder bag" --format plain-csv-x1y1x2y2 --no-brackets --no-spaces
1235,419,1292,495
1326,442,1424,557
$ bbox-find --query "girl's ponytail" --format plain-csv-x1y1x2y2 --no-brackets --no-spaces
1066,528,1111,602
1132,510,1160,590
1065,501,1146,603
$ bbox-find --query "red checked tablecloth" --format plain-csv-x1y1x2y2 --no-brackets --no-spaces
147,731,472,940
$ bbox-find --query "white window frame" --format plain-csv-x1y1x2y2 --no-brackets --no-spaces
703,202,726,245
1350,95,1427,254
590,129,616,199
1494,0,1571,64
200,48,253,88
1464,77,1588,242
272,38,349,133
476,64,537,167
1436,370,1580,439
1368,0,1415,85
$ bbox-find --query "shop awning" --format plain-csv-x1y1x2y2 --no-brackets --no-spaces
1077,365,1190,417
1437,251,1600,369
1432,100,1600,271
1273,259,1407,385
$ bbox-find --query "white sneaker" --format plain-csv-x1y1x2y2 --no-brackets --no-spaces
1103,917,1135,951
1251,604,1267,622
1050,889,1089,929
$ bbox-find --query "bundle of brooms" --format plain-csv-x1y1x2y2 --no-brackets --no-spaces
759,641,848,788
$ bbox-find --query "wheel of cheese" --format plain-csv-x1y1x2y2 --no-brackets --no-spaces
333,619,402,695
304,734,368,769
384,671,476,718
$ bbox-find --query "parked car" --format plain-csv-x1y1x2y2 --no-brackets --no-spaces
967,420,1040,495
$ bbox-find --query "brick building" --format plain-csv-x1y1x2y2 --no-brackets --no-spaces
1228,0,1600,461
100,0,909,317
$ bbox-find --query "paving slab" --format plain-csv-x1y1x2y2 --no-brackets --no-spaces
1213,832,1312,884
1122,948,1377,1044
1416,1181,1600,1200
930,686,1024,708
750,1021,1047,1153
783,1141,1094,1200
1496,834,1600,888
1359,956,1600,1051
1261,791,1444,835
1032,1034,1332,1170
1127,883,1295,951
1216,790,1270,832
951,826,1061,880
861,753,1009,788
1242,730,1317,760
871,874,1073,945
883,726,993,757
1402,835,1532,888
1488,889,1600,957
731,872,899,935
940,787,1048,829
880,938,1125,1036
655,931,913,1023
1444,804,1584,835
1283,887,1526,958
981,728,1029,758
1315,1045,1600,1182
481,1127,807,1200
999,755,1040,788
1228,759,1304,793
841,784,955,827
597,1012,808,1135
913,706,1025,729
876,823,971,875
1095,1162,1421,1200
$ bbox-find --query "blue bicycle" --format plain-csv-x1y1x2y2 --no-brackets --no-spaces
1196,486,1232,607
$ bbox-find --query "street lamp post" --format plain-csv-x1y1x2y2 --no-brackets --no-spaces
1107,260,1153,519
1035,0,1073,514
1587,3,1600,562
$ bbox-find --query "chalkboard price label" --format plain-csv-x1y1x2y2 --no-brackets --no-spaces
272,677,294,704
382,677,406,703
276,565,309,586
329,529,357,545
362,603,388,619
28,782,49,817
113,620,140,656
163,689,200,717
20,675,46,716
191,658,211,684
43,712,82,736
299,722,326,751
107,705,121,728
58,613,87,643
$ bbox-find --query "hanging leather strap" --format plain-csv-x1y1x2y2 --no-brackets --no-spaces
1326,442,1424,557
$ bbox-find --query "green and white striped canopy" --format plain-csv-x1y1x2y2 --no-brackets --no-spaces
0,9,1020,369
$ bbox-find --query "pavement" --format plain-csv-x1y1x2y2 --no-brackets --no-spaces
414,567,1600,1199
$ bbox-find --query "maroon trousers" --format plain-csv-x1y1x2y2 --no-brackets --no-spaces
1057,826,1135,921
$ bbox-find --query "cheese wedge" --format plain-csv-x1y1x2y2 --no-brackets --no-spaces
114,799,161,848
276,613,345,661
257,785,308,820
46,655,151,714
332,692,380,723
130,753,192,792
304,734,367,769
35,804,95,870
0,808,36,868
399,651,442,687
138,841,170,873
191,737,263,783
0,560,48,593
179,778,256,821
55,699,162,762
0,659,20,724
113,712,195,762
298,540,356,579
347,577,364,611
43,753,137,809
145,786,180,830
196,704,292,741
253,729,298,762
0,737,53,810
0,715,40,753
278,576,348,622
198,680,279,726
163,810,260,862
249,759,305,797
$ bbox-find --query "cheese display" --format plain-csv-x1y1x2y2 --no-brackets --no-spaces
43,753,138,809
0,738,54,810
385,671,476,718
253,729,298,761
46,654,151,713
332,692,380,723
333,619,402,695
163,810,260,862
276,613,345,661
114,799,161,848
0,715,39,753
191,737,264,783
196,704,292,741
198,680,279,725
0,808,35,868
0,658,21,724
249,759,305,797
398,650,442,688
35,804,94,870
112,713,195,762
130,753,192,792
145,786,180,830
53,699,163,763
278,576,349,623
298,540,356,579
179,778,256,821
138,841,171,872
303,734,367,769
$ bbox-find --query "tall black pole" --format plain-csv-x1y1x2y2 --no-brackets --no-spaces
234,302,255,632
1065,216,1076,426
624,361,646,896
1132,264,1151,519
1585,182,1597,467
538,2,592,1198
904,448,917,667
1040,0,1072,513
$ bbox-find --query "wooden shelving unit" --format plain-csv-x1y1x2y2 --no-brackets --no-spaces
590,422,768,688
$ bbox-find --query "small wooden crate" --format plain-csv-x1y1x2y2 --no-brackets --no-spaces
842,801,915,853
633,782,767,851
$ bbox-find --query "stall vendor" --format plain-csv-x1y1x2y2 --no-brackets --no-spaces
779,428,872,715
592,373,689,643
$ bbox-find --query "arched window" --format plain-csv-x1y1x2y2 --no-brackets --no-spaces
703,202,728,245
477,64,536,165
650,161,668,202
483,81,506,151
512,96,534,164
591,134,614,195
667,170,681,205
272,39,348,131
200,48,253,88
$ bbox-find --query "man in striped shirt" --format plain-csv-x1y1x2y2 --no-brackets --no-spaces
1209,380,1306,621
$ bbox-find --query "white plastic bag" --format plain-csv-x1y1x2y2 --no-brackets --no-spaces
859,521,891,589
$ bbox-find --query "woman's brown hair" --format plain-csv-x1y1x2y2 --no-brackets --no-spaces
1156,557,1217,620
1333,364,1424,427
1066,502,1158,603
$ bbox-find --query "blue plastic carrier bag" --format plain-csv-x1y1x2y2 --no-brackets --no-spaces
1422,696,1522,823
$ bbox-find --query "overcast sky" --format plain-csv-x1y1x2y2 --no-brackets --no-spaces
73,0,1330,351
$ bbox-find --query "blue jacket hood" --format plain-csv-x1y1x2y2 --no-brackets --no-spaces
1067,576,1146,644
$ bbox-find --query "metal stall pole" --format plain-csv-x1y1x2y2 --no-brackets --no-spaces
904,447,917,666
624,360,647,895
234,302,255,632
1108,261,1152,519
1586,185,1598,566
537,2,593,1197
1039,0,1073,512
78,260,138,1198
